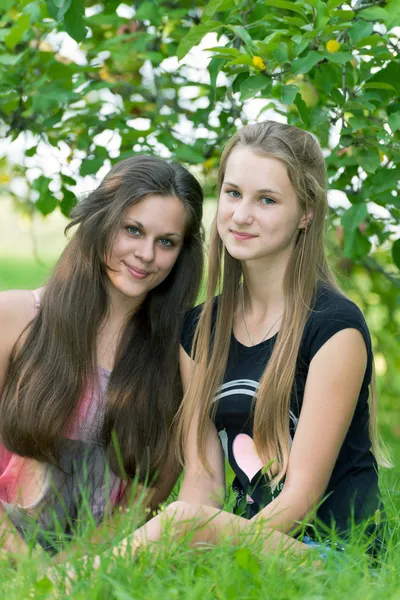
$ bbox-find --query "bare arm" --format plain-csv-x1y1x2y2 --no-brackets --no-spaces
252,328,368,533
0,290,39,559
177,345,225,508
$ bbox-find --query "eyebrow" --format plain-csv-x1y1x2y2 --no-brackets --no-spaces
124,219,182,238
223,181,283,196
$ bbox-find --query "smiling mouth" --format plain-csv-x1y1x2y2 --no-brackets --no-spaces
124,263,151,279
230,230,258,240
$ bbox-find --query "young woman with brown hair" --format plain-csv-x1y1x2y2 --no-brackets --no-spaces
0,155,204,558
99,121,389,562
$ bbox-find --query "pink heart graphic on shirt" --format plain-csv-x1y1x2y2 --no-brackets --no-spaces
232,433,264,482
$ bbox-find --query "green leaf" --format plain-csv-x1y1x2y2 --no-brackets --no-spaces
388,112,400,132
344,228,371,260
0,0,14,11
327,0,345,9
0,53,22,66
282,84,299,105
332,9,355,21
80,157,103,176
323,51,352,65
359,6,389,21
294,93,309,125
177,21,222,60
175,146,204,164
25,145,37,157
342,205,371,259
348,21,373,43
227,55,254,67
22,2,42,20
291,51,322,75
240,74,270,100
266,0,307,16
46,0,72,21
227,25,257,52
61,174,77,186
135,1,162,25
60,188,77,217
348,116,369,132
203,0,233,18
36,191,57,216
363,82,396,91
208,57,224,107
341,203,368,232
206,47,241,58
392,238,400,270
63,0,87,42
5,14,30,50
232,72,249,94
358,148,381,174
273,41,288,63
316,0,329,28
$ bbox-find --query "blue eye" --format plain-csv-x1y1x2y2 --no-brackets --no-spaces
126,226,141,236
227,190,241,198
159,238,174,248
260,197,275,205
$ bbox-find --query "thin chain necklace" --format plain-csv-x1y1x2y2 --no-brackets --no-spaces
241,287,283,346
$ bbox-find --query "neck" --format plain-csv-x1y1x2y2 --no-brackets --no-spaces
241,253,288,318
106,284,146,328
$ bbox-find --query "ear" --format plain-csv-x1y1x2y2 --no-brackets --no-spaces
298,209,314,229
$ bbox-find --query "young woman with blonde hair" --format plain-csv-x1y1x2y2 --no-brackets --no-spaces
83,121,389,566
0,155,204,558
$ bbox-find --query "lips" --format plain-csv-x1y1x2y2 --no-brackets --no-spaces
124,262,150,279
230,229,258,241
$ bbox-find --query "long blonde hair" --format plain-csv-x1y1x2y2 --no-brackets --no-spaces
177,121,391,488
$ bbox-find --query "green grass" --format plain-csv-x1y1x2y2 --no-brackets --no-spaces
1,490,399,600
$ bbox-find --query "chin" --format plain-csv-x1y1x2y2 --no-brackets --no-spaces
112,278,149,300
224,243,255,262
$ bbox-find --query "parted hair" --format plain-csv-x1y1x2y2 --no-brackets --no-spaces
176,121,390,489
0,155,204,482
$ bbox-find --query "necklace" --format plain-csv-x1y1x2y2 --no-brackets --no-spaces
241,287,283,346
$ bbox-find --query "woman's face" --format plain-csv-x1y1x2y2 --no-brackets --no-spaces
217,146,309,265
107,194,187,302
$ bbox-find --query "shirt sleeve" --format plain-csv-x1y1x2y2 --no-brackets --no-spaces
303,293,373,374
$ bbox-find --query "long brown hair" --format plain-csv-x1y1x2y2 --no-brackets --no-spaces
0,156,204,482
177,121,390,489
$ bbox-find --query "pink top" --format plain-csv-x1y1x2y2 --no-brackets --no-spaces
0,291,126,526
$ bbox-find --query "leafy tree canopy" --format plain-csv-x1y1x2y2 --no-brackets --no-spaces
0,0,399,276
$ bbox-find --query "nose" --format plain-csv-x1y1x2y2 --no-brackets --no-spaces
232,198,253,226
134,238,155,264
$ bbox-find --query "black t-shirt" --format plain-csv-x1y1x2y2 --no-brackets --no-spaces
181,283,382,538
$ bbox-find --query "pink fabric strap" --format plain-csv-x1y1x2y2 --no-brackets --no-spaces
31,289,41,310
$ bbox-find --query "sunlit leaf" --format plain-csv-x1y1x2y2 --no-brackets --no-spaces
240,74,270,100
63,0,87,42
291,51,322,75
5,14,30,50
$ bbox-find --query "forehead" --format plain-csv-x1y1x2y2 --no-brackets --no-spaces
223,147,293,193
123,194,187,233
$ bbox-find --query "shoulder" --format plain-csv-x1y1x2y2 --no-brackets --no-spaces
0,289,40,351
302,283,371,363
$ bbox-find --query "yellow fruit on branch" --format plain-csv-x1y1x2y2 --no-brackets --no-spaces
252,56,266,70
326,40,341,53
